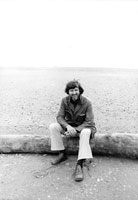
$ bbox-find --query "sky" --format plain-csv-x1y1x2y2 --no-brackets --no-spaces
0,0,138,69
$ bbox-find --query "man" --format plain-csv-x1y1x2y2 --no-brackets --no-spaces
49,80,96,182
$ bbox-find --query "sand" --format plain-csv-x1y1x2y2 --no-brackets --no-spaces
0,67,138,135
1,154,138,200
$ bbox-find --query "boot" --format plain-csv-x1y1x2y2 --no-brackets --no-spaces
51,151,67,165
74,164,84,182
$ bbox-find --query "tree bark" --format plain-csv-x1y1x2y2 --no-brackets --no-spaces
0,133,138,159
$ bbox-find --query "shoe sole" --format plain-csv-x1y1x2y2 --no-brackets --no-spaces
75,177,83,182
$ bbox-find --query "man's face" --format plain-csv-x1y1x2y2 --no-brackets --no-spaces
68,87,80,101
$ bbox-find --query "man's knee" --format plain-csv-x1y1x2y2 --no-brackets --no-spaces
80,128,91,139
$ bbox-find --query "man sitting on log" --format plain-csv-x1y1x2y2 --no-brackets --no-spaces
49,79,96,182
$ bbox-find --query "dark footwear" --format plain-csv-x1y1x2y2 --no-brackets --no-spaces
83,158,93,169
74,164,84,182
51,152,67,165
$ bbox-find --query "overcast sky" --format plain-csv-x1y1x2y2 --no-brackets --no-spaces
0,0,138,69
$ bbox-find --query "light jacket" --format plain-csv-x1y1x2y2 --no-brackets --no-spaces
56,95,97,136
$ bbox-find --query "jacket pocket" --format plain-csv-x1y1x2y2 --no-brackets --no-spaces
77,114,86,123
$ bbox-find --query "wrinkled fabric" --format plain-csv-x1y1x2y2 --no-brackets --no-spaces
56,95,97,135
49,123,93,159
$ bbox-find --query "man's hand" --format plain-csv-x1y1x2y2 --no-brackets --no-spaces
66,125,77,136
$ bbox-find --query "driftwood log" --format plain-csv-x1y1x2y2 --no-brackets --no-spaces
0,133,138,159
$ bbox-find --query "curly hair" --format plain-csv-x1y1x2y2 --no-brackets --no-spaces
65,80,84,94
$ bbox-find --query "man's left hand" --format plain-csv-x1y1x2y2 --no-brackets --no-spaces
64,130,77,137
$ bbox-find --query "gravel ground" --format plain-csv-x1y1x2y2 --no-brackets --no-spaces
0,154,138,200
0,67,138,135
1,68,138,200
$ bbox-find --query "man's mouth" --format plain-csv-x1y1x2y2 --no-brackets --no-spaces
71,95,78,99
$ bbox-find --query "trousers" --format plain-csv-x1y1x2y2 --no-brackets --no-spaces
49,122,93,160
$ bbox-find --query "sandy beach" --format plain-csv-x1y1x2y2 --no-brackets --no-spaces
0,67,138,135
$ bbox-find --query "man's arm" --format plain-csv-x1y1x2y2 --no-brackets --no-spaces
56,99,69,129
56,99,77,136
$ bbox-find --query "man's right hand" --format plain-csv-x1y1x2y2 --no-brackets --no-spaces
66,125,77,136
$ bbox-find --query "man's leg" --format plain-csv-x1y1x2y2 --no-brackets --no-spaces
78,128,93,160
75,128,92,181
49,123,67,165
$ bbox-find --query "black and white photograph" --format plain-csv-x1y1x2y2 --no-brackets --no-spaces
0,0,138,199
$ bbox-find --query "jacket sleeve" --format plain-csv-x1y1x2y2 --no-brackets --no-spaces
56,99,69,129
75,101,97,134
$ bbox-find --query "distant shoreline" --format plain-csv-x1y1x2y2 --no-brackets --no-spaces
0,66,138,74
